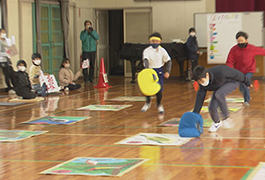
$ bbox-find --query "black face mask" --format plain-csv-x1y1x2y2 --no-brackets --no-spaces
238,43,248,48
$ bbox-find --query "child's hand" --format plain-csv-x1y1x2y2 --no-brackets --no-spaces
164,72,170,79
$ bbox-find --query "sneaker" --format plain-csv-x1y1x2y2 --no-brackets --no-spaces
244,102,250,107
141,103,151,112
8,89,16,94
222,118,235,129
157,105,164,113
208,121,222,132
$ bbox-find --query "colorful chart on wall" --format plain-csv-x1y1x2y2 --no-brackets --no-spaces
0,130,48,142
108,96,153,102
76,105,132,111
191,106,242,113
205,97,244,103
23,116,90,125
116,133,192,146
40,157,149,177
241,162,265,180
158,118,212,127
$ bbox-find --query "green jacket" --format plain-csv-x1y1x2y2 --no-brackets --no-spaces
80,30,99,52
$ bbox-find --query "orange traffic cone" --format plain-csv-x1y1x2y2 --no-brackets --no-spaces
94,58,112,89
193,81,199,91
253,80,259,91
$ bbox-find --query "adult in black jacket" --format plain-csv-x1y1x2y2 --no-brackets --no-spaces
192,65,252,132
12,60,36,99
186,28,201,79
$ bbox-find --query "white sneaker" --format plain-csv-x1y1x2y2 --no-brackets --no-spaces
208,121,222,132
157,105,164,113
8,89,16,94
141,103,151,112
222,118,235,129
244,102,250,107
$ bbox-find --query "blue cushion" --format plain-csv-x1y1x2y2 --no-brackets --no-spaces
178,112,204,137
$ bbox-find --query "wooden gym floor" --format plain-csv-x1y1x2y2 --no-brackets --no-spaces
0,76,264,180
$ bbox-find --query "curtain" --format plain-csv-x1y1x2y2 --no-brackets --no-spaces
1,0,8,34
216,0,255,12
60,0,69,59
35,0,42,57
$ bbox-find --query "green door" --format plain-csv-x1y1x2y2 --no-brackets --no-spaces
33,4,64,79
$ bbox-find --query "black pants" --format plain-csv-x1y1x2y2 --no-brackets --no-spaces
191,59,198,73
15,87,36,99
82,51,96,82
0,63,14,90
66,84,81,91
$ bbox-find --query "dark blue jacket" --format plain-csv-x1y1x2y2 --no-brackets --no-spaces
193,65,251,114
186,35,199,60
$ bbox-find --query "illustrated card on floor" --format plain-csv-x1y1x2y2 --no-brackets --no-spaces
0,102,26,106
205,97,244,103
197,106,242,113
116,133,192,146
23,116,90,125
108,96,148,102
40,157,148,177
0,130,47,142
76,105,132,111
242,162,265,180
158,118,212,127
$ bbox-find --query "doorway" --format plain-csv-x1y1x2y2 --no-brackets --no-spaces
95,8,151,77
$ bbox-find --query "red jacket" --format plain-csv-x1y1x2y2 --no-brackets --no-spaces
226,44,265,74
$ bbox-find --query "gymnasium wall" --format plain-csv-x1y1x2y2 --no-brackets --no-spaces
4,0,252,89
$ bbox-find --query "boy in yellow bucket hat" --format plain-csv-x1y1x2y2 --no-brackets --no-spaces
140,32,172,113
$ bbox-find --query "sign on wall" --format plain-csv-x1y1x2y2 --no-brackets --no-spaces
207,13,242,64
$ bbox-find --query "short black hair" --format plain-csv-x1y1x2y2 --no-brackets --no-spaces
84,20,92,26
236,31,248,39
148,32,162,40
17,60,27,67
189,27,196,33
31,53,41,60
60,58,70,68
192,65,207,81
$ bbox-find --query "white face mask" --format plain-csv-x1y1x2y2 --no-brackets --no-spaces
65,64,70,68
34,60,41,65
190,32,196,37
18,66,26,72
201,76,209,86
0,33,6,39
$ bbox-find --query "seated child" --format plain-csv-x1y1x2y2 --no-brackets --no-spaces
29,53,46,96
58,58,82,91
12,60,36,99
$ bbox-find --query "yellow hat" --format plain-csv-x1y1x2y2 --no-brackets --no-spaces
138,68,161,96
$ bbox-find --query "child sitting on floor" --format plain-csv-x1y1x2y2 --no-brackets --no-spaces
12,60,36,99
29,53,46,96
58,58,82,91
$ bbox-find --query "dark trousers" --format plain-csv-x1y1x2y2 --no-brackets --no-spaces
0,63,14,90
208,81,238,123
82,51,96,82
66,84,81,91
16,87,36,99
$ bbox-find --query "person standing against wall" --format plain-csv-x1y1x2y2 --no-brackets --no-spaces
186,27,201,81
0,29,15,93
80,20,99,83
226,31,265,107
